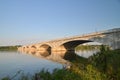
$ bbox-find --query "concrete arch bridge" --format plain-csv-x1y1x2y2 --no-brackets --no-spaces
18,28,120,59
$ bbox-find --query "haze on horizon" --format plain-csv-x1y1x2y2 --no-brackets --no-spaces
0,0,120,46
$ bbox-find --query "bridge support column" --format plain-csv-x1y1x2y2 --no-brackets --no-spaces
51,46,67,57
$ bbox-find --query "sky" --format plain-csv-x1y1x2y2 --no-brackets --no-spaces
0,0,120,46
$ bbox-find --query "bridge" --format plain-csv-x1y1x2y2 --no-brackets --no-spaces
18,28,120,59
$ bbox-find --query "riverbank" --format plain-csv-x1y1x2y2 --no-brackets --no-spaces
0,45,21,51
2,46,120,80
75,45,110,51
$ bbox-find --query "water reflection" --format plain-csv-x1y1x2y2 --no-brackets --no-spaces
19,48,100,62
19,48,100,63
64,50,79,61
18,49,101,72
20,50,70,65
0,51,63,79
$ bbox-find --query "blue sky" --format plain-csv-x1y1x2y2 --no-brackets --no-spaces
0,0,120,46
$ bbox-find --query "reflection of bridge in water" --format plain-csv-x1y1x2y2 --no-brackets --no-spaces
18,28,120,62
20,50,72,65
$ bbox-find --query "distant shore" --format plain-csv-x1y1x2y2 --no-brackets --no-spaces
0,45,21,51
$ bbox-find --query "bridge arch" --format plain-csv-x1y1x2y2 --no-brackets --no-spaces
26,46,29,48
31,45,36,49
38,44,51,55
58,40,92,60
60,40,92,51
51,40,92,58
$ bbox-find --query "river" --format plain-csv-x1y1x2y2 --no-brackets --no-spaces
0,50,99,79
0,51,63,79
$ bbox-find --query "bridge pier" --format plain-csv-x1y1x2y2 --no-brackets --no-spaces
51,46,67,57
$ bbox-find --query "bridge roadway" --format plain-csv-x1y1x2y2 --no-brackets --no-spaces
18,28,120,59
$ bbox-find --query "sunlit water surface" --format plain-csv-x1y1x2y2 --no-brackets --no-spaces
0,51,63,79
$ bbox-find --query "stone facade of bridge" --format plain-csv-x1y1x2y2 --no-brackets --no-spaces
18,28,120,57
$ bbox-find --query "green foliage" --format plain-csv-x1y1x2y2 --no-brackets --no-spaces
75,45,110,51
1,77,10,80
88,45,108,72
105,49,120,80
75,45,101,51
70,63,108,80
0,45,21,51
35,69,82,80
88,45,120,80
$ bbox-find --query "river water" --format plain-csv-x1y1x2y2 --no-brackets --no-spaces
0,50,99,79
76,50,99,58
0,51,63,79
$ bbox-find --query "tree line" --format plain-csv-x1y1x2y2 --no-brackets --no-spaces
0,45,21,51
